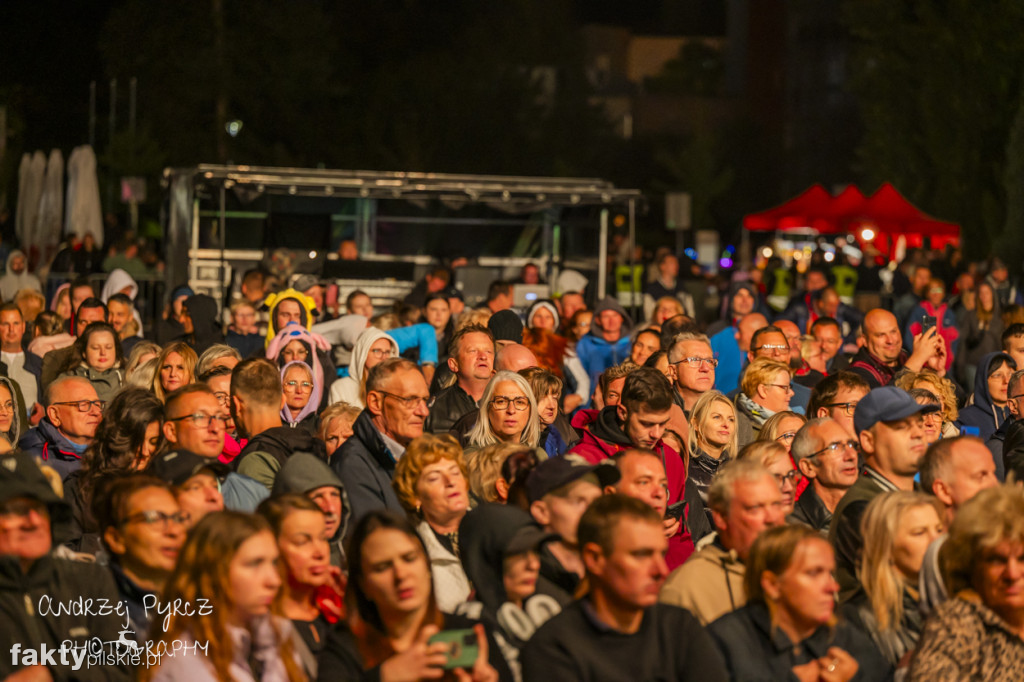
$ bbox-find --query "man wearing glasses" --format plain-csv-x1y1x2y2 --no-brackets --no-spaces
161,384,268,512
807,371,870,439
18,376,102,479
829,386,939,601
744,325,812,413
788,418,861,533
667,332,717,418
332,357,431,520
0,451,127,679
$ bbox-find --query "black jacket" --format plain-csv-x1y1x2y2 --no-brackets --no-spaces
234,424,328,490
330,410,404,524
522,600,728,682
788,485,833,535
425,383,476,435
319,612,512,682
708,602,890,681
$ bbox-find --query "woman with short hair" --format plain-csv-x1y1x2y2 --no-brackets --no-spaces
909,484,1024,678
736,357,794,448
392,434,473,612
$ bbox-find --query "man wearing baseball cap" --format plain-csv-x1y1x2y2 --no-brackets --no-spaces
148,448,227,527
828,386,939,600
525,454,620,602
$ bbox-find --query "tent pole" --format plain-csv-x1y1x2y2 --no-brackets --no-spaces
598,208,608,300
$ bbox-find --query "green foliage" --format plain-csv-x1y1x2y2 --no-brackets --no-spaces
843,0,1024,260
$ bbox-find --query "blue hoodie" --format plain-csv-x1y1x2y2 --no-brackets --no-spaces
955,351,1015,441
575,298,633,404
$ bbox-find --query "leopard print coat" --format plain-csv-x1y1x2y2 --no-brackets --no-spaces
908,592,1024,681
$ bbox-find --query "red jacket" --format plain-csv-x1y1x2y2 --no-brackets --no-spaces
569,407,696,568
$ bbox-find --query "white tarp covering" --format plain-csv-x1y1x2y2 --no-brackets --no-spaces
65,145,103,246
31,148,65,267
16,151,46,248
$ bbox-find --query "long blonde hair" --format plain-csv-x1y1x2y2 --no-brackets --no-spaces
151,342,198,402
688,390,738,459
859,491,945,631
466,371,541,449
142,511,305,682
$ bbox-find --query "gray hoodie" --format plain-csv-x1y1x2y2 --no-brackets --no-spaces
272,453,352,570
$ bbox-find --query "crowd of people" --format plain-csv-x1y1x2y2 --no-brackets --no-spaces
3,246,1024,681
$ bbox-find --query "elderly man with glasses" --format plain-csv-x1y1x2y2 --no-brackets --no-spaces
331,357,431,520
788,418,861,534
18,376,102,479
667,332,718,418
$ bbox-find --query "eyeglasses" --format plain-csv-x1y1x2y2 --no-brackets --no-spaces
774,470,803,486
0,400,14,414
0,498,48,520
807,439,858,459
367,348,391,358
756,344,789,353
284,380,313,390
213,391,230,406
120,510,191,529
766,383,794,393
673,357,719,368
490,395,530,411
374,390,430,410
52,399,105,412
169,413,229,428
775,431,797,443
822,401,858,416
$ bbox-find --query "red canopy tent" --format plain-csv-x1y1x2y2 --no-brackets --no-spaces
743,182,960,257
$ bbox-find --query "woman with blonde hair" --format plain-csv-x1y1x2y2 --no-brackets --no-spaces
841,491,944,674
465,371,541,452
738,440,801,516
894,368,959,438
687,390,738,519
392,433,473,612
758,410,806,452
317,402,361,459
736,357,794,448
708,524,889,681
146,511,306,682
150,341,198,402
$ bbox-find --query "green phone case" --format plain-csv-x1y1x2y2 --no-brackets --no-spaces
429,628,479,669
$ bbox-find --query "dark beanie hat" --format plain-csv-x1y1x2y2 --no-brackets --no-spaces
488,310,524,344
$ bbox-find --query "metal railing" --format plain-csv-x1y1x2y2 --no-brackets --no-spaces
47,272,168,336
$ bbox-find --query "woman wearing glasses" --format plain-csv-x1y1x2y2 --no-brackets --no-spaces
281,361,321,435
327,327,398,409
759,411,806,453
464,371,541,453
841,491,944,676
735,357,794,449
93,474,188,642
738,440,801,516
392,434,474,612
894,368,961,440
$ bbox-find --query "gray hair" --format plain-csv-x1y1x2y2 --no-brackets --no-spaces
466,370,541,449
790,417,833,464
668,332,711,363
196,344,242,377
707,459,773,516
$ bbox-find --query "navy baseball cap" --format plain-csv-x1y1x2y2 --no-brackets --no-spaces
853,386,940,434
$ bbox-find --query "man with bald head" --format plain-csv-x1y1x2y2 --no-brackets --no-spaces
848,308,940,388
495,343,538,373
18,376,101,478
711,304,766,394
